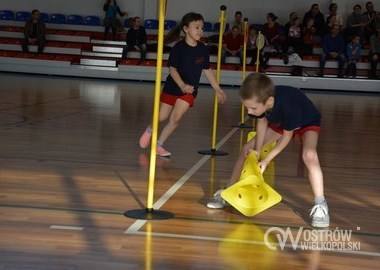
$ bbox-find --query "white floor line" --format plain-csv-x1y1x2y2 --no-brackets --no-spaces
126,231,380,258
125,126,241,234
50,225,84,231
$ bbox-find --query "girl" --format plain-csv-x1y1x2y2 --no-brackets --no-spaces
246,25,268,69
139,12,227,157
286,16,303,55
303,18,317,55
103,0,126,40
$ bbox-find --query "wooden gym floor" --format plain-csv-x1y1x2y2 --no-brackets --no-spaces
0,72,379,269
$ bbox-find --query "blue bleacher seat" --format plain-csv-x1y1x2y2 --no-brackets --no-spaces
40,12,49,23
203,22,213,32
50,13,66,24
67,15,83,25
15,11,31,21
164,20,177,30
213,22,229,33
0,10,14,20
144,19,158,29
83,16,100,26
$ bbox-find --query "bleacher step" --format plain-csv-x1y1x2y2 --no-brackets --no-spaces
80,58,117,67
72,64,118,71
92,45,123,54
91,39,126,46
82,51,121,58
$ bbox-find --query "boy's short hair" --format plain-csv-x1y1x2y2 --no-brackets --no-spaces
239,73,275,103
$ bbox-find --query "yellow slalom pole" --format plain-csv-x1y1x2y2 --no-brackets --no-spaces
211,5,226,150
240,18,248,125
124,0,173,220
211,6,227,151
199,5,228,156
256,31,262,73
232,18,252,129
146,0,166,211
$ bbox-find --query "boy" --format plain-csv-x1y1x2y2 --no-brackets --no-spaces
207,73,329,228
346,35,361,78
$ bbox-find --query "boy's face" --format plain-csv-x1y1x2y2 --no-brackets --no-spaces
242,96,273,117
353,36,360,44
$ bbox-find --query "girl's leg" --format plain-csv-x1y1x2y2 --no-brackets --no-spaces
139,102,173,149
157,99,190,145
228,128,282,185
158,102,174,122
301,131,324,198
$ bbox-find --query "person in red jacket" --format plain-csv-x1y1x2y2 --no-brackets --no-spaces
221,26,244,65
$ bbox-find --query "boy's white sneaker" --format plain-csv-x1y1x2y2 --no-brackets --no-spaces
207,189,228,209
310,204,330,228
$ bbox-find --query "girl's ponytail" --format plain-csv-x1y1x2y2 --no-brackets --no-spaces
164,12,204,44
164,23,182,44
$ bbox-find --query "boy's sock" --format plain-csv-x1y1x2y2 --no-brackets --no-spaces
157,141,163,147
314,196,328,208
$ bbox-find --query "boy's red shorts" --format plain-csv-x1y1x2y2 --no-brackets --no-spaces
268,124,321,137
160,93,195,107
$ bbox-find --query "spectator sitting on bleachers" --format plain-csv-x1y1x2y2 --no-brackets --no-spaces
122,16,147,62
345,35,362,78
302,3,325,43
262,13,281,54
369,29,380,79
103,0,127,40
363,1,376,40
246,25,268,69
367,11,380,39
324,3,343,36
231,11,244,33
284,12,299,37
21,9,46,54
319,24,345,78
221,25,243,64
284,16,303,56
346,5,365,42
303,17,317,55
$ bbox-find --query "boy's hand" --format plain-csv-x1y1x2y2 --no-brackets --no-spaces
258,159,269,173
242,142,254,157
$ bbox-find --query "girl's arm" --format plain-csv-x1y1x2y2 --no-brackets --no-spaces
169,66,194,94
116,6,126,16
203,68,227,104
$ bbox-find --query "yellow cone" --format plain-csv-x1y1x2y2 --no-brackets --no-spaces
221,137,281,216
